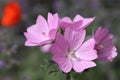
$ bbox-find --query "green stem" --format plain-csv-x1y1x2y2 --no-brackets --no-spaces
66,72,71,80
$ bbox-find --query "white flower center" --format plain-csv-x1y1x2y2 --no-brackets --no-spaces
67,51,77,61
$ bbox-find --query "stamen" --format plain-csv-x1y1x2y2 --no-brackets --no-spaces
95,44,104,50
67,52,77,61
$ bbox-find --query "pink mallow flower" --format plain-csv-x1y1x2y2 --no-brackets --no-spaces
24,13,59,46
50,28,97,73
94,27,117,61
60,15,95,30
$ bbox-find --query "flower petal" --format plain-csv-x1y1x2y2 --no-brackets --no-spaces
73,15,83,22
41,44,52,52
50,33,68,56
49,29,57,39
25,41,39,46
60,18,82,30
24,24,50,46
36,15,49,33
70,20,83,31
76,38,97,60
111,47,117,60
94,27,109,44
60,17,72,29
48,13,59,30
52,56,72,73
81,17,95,28
101,34,113,48
61,17,72,23
24,31,43,46
98,46,117,61
73,15,95,29
64,28,86,51
72,59,96,73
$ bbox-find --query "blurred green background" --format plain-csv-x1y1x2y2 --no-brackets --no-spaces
0,0,120,80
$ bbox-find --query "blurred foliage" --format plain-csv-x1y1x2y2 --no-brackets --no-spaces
0,0,120,80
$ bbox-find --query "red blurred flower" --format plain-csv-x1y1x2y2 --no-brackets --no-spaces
1,2,21,27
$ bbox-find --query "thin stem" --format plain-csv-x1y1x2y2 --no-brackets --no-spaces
66,72,71,80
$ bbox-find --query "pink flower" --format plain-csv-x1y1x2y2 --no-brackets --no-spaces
24,13,59,46
94,27,117,61
60,15,95,30
50,28,97,73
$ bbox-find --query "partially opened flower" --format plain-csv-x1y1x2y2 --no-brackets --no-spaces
1,2,21,27
50,28,97,73
24,13,59,47
60,15,95,30
94,27,117,61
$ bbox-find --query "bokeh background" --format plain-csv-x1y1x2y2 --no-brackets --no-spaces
0,0,120,80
